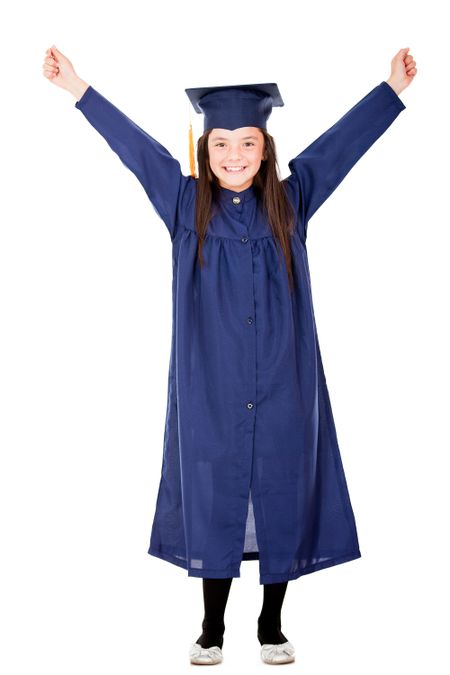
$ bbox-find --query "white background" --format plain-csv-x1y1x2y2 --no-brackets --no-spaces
1,0,448,673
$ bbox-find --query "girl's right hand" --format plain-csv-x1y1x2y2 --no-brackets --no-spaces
42,45,78,92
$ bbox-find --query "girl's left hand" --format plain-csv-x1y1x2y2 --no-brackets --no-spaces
387,48,417,95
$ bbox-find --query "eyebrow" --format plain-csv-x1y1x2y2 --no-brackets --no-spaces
211,135,259,141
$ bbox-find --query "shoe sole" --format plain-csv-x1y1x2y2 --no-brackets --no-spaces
261,655,295,664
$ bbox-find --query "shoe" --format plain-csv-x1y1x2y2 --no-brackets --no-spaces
189,642,224,665
260,640,295,664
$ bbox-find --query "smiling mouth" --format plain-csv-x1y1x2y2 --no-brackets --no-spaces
223,166,247,173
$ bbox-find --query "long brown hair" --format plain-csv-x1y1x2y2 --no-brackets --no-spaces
194,128,296,293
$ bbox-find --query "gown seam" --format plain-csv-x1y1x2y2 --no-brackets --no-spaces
180,225,298,243
182,227,274,241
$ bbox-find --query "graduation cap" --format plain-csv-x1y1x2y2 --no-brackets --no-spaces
185,82,284,178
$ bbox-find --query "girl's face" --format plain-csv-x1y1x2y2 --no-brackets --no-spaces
208,127,266,192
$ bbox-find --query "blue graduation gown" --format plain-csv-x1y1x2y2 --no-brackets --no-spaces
75,81,405,584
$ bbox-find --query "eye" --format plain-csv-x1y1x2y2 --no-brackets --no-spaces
214,141,255,147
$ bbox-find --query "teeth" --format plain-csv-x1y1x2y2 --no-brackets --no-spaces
225,167,245,172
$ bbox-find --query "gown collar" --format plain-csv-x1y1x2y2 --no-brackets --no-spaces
217,183,257,203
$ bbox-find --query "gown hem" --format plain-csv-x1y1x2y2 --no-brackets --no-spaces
259,550,362,584
148,545,361,584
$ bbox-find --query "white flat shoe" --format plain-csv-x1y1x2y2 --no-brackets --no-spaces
189,642,223,665
260,640,295,664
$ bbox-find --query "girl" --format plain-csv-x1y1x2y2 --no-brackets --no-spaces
42,46,417,666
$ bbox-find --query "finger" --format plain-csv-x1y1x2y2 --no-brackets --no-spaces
395,47,409,58
43,64,59,74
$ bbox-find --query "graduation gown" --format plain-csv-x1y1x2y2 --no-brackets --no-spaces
75,80,406,584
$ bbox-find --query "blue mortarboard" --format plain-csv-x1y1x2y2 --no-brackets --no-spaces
185,82,284,177
185,82,284,132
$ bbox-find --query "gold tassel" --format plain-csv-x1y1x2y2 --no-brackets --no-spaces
188,102,197,178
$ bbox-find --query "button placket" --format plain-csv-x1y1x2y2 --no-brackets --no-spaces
228,190,256,418
230,193,249,242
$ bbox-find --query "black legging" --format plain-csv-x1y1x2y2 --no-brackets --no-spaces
195,577,289,649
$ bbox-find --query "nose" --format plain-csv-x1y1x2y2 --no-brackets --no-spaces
226,146,243,161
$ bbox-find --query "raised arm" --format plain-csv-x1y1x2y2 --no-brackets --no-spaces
285,80,406,239
43,45,193,241
74,85,193,240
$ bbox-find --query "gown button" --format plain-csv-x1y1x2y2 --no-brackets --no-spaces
241,236,249,243
247,316,253,324
232,196,241,204
247,402,254,409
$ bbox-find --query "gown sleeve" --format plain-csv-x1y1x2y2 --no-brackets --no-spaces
285,80,406,239
75,85,193,241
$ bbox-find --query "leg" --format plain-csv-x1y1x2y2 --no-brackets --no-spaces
257,581,289,645
195,577,233,649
